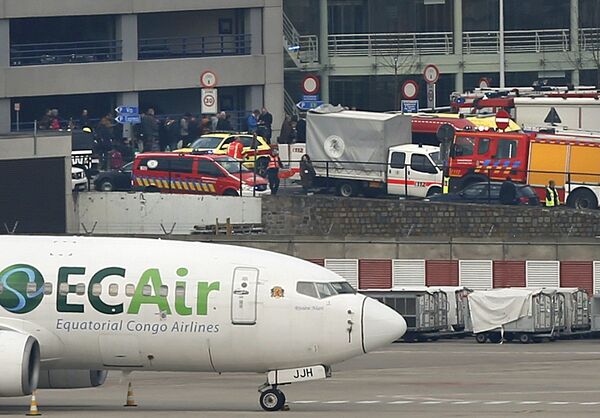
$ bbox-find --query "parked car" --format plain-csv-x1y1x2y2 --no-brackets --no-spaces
71,166,87,191
175,132,272,176
94,162,133,192
132,152,270,196
426,182,540,206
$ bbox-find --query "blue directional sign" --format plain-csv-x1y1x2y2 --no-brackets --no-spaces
302,95,319,101
296,100,325,111
115,106,139,115
401,100,419,113
115,114,141,124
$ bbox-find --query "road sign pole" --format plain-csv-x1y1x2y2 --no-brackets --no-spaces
16,110,19,132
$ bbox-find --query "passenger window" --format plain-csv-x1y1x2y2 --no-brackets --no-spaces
198,160,223,177
390,152,405,169
315,282,336,299
159,285,168,297
454,136,475,157
59,282,69,295
142,285,152,296
463,184,486,198
43,282,53,295
496,140,518,159
239,136,257,147
477,138,490,155
109,283,119,297
26,282,38,296
296,281,319,299
169,159,194,174
411,154,437,174
76,283,85,296
125,284,135,297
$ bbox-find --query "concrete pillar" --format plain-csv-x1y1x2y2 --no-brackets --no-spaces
116,14,138,61
570,0,580,86
453,0,464,93
0,99,10,133
245,8,263,55
319,0,330,103
116,92,139,139
262,1,284,137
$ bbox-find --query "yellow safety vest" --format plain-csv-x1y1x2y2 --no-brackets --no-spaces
545,187,559,207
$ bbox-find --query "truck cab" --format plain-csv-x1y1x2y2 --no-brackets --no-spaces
387,144,443,197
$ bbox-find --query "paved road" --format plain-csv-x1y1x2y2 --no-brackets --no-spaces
1,339,599,417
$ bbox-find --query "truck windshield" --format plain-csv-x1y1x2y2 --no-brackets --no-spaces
454,137,475,157
429,151,441,165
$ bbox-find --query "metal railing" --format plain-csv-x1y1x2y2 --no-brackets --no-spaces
299,35,319,63
138,34,251,60
283,12,319,65
463,29,570,54
328,32,453,56
284,90,298,117
10,39,122,66
580,27,600,52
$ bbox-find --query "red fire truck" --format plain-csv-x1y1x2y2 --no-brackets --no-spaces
447,127,600,209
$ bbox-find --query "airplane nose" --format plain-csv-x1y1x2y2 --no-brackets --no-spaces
361,297,407,353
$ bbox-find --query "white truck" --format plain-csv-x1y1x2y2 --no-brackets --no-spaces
305,107,442,197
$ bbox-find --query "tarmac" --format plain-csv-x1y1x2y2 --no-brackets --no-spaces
1,339,599,417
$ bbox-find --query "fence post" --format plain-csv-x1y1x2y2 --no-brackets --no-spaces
487,168,491,204
404,163,408,197
239,160,243,197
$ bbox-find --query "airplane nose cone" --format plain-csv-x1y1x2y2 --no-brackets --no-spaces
361,297,407,353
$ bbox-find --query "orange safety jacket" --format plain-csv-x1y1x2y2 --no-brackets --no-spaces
228,141,244,159
268,155,281,169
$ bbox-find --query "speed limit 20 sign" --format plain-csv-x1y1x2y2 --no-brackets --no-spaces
201,88,218,114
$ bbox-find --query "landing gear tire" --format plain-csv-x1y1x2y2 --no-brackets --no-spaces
475,333,487,344
259,388,286,412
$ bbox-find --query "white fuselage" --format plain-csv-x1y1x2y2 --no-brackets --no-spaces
0,236,405,375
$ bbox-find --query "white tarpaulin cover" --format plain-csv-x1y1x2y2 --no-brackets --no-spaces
468,288,551,333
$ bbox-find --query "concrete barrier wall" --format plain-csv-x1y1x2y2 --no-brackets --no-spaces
77,192,261,235
262,195,600,239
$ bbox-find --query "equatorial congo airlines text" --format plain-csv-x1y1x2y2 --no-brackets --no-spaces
0,264,222,335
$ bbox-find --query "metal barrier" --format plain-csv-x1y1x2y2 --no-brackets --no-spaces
580,27,600,52
10,39,122,66
328,32,453,56
138,34,251,60
463,29,570,54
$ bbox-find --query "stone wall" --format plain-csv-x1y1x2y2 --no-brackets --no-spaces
262,196,600,239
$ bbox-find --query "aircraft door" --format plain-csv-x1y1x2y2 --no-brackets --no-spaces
231,267,259,325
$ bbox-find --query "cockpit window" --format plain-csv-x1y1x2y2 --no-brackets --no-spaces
330,281,356,294
315,282,336,299
297,281,319,299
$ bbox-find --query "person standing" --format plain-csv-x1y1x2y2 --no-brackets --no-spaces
499,177,517,205
267,148,283,195
545,180,560,207
179,113,190,148
227,136,244,160
277,115,294,144
247,109,260,133
300,154,316,195
258,107,273,143
141,108,158,151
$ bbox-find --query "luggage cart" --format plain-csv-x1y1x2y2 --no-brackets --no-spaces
467,288,563,344
364,287,446,342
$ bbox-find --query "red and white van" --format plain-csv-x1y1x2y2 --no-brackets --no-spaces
132,152,270,196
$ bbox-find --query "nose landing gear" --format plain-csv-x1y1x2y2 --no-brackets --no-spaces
259,386,286,411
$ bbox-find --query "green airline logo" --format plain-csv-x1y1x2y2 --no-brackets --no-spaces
0,264,45,314
0,264,220,316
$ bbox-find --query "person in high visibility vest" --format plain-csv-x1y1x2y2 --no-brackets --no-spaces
545,180,560,207
227,137,244,160
267,149,283,195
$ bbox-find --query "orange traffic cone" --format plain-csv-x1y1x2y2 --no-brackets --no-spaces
123,382,138,407
26,390,41,416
